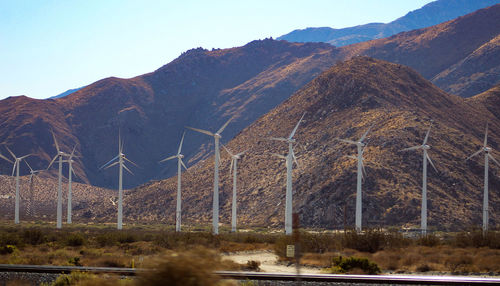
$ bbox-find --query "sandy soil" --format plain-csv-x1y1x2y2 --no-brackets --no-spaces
222,250,322,274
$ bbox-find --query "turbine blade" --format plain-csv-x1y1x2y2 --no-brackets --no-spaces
51,131,60,152
292,149,299,168
272,153,286,160
236,150,247,157
25,160,34,172
123,156,139,168
217,116,233,134
186,126,214,137
426,153,438,173
5,146,17,160
11,161,16,177
222,144,234,157
289,112,306,140
423,125,432,145
483,122,489,147
70,145,77,158
123,164,134,175
336,138,357,145
104,161,120,170
180,158,188,171
177,132,185,155
47,155,58,170
402,145,421,152
0,152,13,163
100,155,119,169
489,154,500,167
268,137,288,142
19,154,32,160
466,149,483,161
159,155,177,163
118,130,122,153
359,124,374,142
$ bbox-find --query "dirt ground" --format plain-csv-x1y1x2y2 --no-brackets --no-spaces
222,250,322,273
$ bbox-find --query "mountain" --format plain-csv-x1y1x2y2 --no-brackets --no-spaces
114,57,500,230
339,4,500,97
278,0,500,47
49,87,84,99
0,40,340,189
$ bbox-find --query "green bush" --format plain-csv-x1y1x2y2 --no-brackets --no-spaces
327,256,381,275
66,233,85,247
23,229,46,245
417,234,440,247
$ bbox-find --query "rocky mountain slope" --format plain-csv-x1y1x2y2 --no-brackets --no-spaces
110,57,500,231
278,0,499,47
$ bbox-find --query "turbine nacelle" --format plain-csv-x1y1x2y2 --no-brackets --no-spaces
178,154,185,159
484,146,492,153
422,144,430,150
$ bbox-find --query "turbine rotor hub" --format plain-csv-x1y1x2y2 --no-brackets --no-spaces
423,145,430,150
179,154,184,159
484,147,491,152
214,133,221,139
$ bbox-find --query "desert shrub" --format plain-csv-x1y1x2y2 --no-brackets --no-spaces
0,232,23,248
136,247,223,286
68,257,82,266
41,271,123,286
342,229,386,253
65,233,85,247
243,260,261,272
0,245,17,255
452,230,500,248
326,256,381,274
416,263,432,272
417,234,440,247
23,229,46,245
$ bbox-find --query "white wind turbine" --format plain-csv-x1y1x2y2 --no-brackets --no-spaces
25,160,42,218
269,113,305,235
159,132,188,232
402,125,438,235
65,146,78,224
0,147,31,224
466,123,500,233
100,134,137,230
336,124,373,232
186,117,233,235
47,131,70,229
222,144,246,233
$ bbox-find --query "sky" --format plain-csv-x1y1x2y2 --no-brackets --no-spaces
0,0,434,100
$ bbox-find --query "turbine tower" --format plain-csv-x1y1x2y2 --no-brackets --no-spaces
47,131,69,229
269,113,305,235
159,132,188,232
100,133,137,230
0,147,31,224
186,117,233,235
336,124,373,232
25,160,42,218
66,145,78,224
402,125,438,235
466,123,500,233
222,144,246,233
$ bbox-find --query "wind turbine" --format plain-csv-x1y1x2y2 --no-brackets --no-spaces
159,132,188,232
0,147,31,224
25,160,42,218
269,112,305,235
466,123,500,233
47,131,70,229
402,124,438,235
100,133,137,230
65,145,78,224
336,124,373,232
222,144,246,233
186,117,233,235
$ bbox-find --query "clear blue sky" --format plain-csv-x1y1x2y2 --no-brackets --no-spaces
0,0,433,100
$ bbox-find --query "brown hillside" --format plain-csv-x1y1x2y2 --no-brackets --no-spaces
341,4,500,97
118,57,500,231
